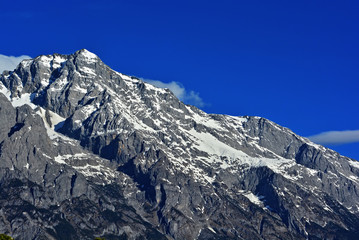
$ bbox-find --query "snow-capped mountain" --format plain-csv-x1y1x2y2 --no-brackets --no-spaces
0,49,358,239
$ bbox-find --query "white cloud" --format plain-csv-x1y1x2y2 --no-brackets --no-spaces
0,54,32,73
308,130,359,145
142,79,205,107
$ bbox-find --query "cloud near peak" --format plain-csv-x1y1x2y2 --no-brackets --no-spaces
307,130,359,145
0,54,32,73
142,78,205,108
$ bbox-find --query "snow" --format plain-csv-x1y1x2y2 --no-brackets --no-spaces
54,153,87,165
118,72,139,83
52,55,67,69
207,226,216,233
42,153,52,159
306,167,318,176
79,49,98,63
41,75,50,86
80,66,96,76
80,104,97,119
302,137,324,150
54,152,117,182
34,107,72,141
243,192,263,206
323,205,333,213
348,175,359,183
349,160,359,169
20,59,32,69
193,114,223,129
144,81,167,93
187,129,246,161
73,85,88,93
54,155,67,164
38,55,52,68
224,115,248,125
10,93,36,109
184,126,293,174
0,81,11,99
49,76,69,91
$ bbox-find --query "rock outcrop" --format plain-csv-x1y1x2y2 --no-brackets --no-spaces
0,49,358,239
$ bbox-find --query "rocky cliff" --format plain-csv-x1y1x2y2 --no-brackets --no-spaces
0,49,358,239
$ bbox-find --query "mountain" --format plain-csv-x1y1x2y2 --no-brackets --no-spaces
0,49,358,240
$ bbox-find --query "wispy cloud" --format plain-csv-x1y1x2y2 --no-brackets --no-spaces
0,54,32,73
142,78,205,107
307,130,359,145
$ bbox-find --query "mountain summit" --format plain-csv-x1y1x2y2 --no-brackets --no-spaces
0,50,358,239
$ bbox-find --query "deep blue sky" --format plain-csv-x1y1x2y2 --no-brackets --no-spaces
1,0,358,159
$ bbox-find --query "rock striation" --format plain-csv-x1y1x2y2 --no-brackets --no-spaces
0,49,358,239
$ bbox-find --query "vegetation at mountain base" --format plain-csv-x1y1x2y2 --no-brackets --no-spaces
0,234,13,240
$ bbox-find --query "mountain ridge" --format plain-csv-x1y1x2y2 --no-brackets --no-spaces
0,49,358,239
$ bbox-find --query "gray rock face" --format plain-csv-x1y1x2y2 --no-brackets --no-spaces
0,91,166,239
0,49,359,239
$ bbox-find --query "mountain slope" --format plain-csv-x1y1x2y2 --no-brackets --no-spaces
0,49,358,239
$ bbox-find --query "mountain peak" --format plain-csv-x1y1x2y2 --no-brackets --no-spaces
1,49,359,239
74,48,99,62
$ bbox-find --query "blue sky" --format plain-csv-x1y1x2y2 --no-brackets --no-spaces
1,0,358,160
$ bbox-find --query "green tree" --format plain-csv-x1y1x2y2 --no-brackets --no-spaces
0,234,13,240
94,238,106,240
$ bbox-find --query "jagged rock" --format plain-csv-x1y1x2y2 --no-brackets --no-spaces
0,49,358,239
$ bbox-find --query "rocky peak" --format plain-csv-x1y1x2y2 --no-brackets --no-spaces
0,50,359,239
74,48,99,61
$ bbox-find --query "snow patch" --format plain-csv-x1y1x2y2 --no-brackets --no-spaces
78,49,98,63
52,55,67,69
20,59,32,69
10,93,36,109
54,155,67,164
73,85,88,93
349,160,359,169
242,192,264,206
54,153,88,165
34,108,70,141
0,82,11,99
38,55,52,68
49,76,69,91
348,175,359,183
187,129,247,160
80,66,96,76
207,226,216,233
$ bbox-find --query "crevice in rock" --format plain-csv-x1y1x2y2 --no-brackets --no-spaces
118,158,156,203
8,123,25,137
157,184,166,224
70,174,77,196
